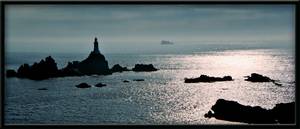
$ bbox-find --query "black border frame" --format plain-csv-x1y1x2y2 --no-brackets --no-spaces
0,1,299,129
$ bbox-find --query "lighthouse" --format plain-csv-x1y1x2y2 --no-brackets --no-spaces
93,37,100,54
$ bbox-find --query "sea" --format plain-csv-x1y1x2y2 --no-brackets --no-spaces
4,43,295,125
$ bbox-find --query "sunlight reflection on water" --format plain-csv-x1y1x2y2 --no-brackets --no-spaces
5,49,295,124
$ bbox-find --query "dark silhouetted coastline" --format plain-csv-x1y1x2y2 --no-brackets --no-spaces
205,99,295,124
184,75,233,83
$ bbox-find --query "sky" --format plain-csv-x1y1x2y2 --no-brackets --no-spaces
5,4,295,54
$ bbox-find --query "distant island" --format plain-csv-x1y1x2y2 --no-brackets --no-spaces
161,40,174,45
6,37,158,80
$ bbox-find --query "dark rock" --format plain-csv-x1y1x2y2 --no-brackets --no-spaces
10,38,113,80
111,64,130,73
75,83,91,88
66,61,80,69
132,64,158,72
59,68,83,77
245,73,282,86
184,75,233,83
123,80,130,83
133,79,145,81
59,50,111,76
204,111,213,118
17,64,31,78
59,61,83,77
77,51,111,75
38,88,48,90
15,56,59,80
6,69,17,77
272,102,295,123
245,73,272,82
95,83,106,87
204,99,295,124
10,38,161,80
74,38,110,75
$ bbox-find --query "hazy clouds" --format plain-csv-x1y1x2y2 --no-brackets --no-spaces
5,4,295,53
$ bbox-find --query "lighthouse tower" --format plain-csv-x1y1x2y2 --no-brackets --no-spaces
93,37,100,54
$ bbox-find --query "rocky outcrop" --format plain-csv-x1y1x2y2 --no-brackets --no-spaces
6,69,17,77
13,56,59,80
184,75,233,83
245,73,282,86
77,51,111,75
59,61,83,77
111,64,130,73
95,83,106,87
132,64,158,72
75,83,91,88
6,38,160,80
204,99,295,124
123,80,130,83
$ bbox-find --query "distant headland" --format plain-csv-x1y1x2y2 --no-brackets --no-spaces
161,40,174,45
6,37,158,80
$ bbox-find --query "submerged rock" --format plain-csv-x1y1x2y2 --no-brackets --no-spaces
245,73,282,86
184,75,233,83
132,64,158,72
111,64,130,73
204,99,295,124
133,79,145,81
37,88,48,90
95,83,107,87
76,83,91,88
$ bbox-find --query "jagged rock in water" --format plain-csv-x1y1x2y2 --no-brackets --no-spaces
123,80,130,83
6,69,17,77
111,64,129,73
55,38,111,77
77,51,111,75
76,38,111,75
17,64,31,78
204,99,295,124
7,37,161,80
95,83,107,87
245,73,282,86
184,75,233,83
75,83,91,88
15,56,59,80
245,73,272,82
132,64,158,72
59,61,83,77
9,38,111,80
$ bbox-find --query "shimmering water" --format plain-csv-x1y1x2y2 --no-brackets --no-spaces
4,48,295,125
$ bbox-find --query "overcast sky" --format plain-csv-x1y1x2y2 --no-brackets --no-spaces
5,4,295,53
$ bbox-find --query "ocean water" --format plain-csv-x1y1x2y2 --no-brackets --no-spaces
4,48,295,125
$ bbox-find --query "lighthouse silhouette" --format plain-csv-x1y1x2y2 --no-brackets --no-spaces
93,37,100,54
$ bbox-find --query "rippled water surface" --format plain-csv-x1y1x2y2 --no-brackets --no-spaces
5,49,295,125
